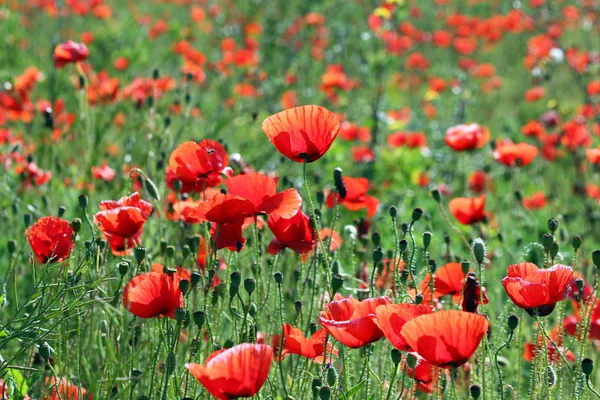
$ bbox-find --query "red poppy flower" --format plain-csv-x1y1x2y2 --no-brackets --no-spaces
586,147,600,166
420,262,471,302
461,272,489,313
91,162,116,181
25,216,74,263
522,192,547,210
523,326,576,364
448,195,486,225
493,141,538,166
405,355,440,394
278,323,332,362
225,172,302,218
94,193,152,255
42,377,88,400
319,296,391,348
122,272,183,319
468,170,488,193
521,120,545,139
502,263,573,316
186,343,272,400
444,123,490,151
374,303,434,351
53,41,89,68
400,310,490,368
261,105,340,163
325,176,379,218
266,211,316,255
524,86,545,102
166,140,231,193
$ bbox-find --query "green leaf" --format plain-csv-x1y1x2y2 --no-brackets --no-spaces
340,381,365,399
8,368,29,397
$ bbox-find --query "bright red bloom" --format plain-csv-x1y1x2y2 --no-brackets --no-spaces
524,86,545,102
94,193,152,255
522,192,547,210
186,344,272,400
166,140,231,193
561,120,592,151
319,296,391,348
374,304,434,351
502,263,573,316
278,323,333,362
261,105,340,163
586,147,600,166
122,271,183,319
521,120,545,139
493,141,538,166
225,172,301,218
42,377,88,400
448,195,486,225
420,262,471,302
325,176,379,218
468,170,488,193
444,123,490,151
53,41,89,68
25,216,74,263
524,326,576,364
91,162,116,181
400,310,490,368
266,211,316,255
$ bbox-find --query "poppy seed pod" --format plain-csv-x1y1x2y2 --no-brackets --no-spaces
193,311,205,328
592,250,600,268
190,272,201,288
230,272,242,288
244,278,256,296
78,194,89,210
550,242,559,259
470,384,481,399
180,280,190,295
412,208,423,222
373,248,384,264
391,349,402,366
371,231,381,247
548,218,558,233
134,247,146,263
389,206,398,218
175,308,186,323
332,274,344,294
507,314,519,331
57,205,66,217
118,261,129,276
333,168,346,198
166,245,175,258
319,386,331,400
431,189,441,203
462,260,471,275
38,342,52,361
294,300,303,314
472,239,486,265
310,323,318,335
572,235,582,250
71,218,82,233
542,233,554,251
406,353,418,369
581,358,594,377
399,239,408,252
7,239,17,254
316,190,325,206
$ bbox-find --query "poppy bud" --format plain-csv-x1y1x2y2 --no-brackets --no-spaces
423,231,432,250
462,260,470,275
582,358,594,377
118,261,129,276
207,269,216,284
507,314,519,331
431,189,441,202
166,245,175,258
181,245,190,260
326,366,337,386
310,323,318,335
165,352,177,375
542,234,554,252
548,218,558,233
545,366,556,387
78,194,89,210
472,239,486,265
332,260,340,275
134,247,146,263
131,369,142,381
412,208,423,222
391,349,402,366
470,384,481,399
71,218,82,233
514,190,522,201
592,250,600,268
152,69,160,80
400,270,409,284
550,242,559,259
319,386,331,400
173,179,183,193
57,205,66,217
406,353,417,369
334,168,346,199
316,191,325,207
7,239,17,255
332,274,344,294
191,272,201,288
371,231,381,247
23,213,31,228
175,308,186,323
415,294,423,304
399,239,408,252
38,342,52,361
373,248,384,264
389,206,398,218
295,300,303,314
180,280,190,295
311,379,322,397
78,75,85,89
230,272,242,288
575,278,584,292
244,278,256,296
144,177,161,201
274,271,284,285
571,235,582,250
428,259,437,273
248,303,257,318
158,240,167,255
193,311,205,329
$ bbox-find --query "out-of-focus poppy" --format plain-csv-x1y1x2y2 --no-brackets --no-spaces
444,123,490,151
524,326,576,364
502,263,573,317
166,140,231,193
400,310,490,368
468,170,488,193
25,216,74,263
225,172,301,218
524,86,545,102
42,377,88,400
91,162,116,181
448,195,486,225
53,41,89,68
522,192,547,210
374,303,434,351
319,296,391,348
186,344,272,400
266,211,316,256
493,141,539,166
278,323,334,362
122,271,183,319
521,120,545,139
325,176,379,218
1,379,31,399
94,193,152,255
261,105,340,163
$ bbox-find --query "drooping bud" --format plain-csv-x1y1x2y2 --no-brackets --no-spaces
581,358,594,377
507,314,519,331
326,366,337,386
472,239,486,265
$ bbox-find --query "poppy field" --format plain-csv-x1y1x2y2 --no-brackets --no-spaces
2,0,600,399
